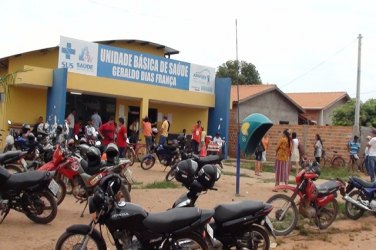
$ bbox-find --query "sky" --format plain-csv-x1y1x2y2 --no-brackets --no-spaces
2,0,376,101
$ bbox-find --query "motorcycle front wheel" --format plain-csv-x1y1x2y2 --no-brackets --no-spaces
169,232,209,250
165,164,177,182
266,194,298,236
23,191,57,224
55,231,106,250
141,155,156,170
314,198,338,229
236,225,270,250
345,190,366,220
55,177,67,205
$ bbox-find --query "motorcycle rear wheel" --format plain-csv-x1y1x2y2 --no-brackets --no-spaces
236,225,270,250
55,231,106,250
24,191,57,224
314,198,338,229
345,190,366,220
266,194,298,236
169,231,209,250
141,156,156,170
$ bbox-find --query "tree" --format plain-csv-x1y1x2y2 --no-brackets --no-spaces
332,98,376,127
216,60,262,85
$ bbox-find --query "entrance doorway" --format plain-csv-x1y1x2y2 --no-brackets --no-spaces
66,93,116,124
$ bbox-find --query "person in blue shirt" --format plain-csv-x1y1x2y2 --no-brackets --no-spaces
348,135,361,171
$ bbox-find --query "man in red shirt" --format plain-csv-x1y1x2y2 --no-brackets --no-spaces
99,116,115,147
191,120,202,154
116,117,127,158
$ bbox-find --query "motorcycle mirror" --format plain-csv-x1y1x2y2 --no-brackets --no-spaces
7,120,12,125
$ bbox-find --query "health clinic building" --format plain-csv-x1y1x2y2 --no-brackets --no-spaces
0,37,231,146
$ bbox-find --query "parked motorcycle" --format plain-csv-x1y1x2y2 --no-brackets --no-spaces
0,150,29,174
0,167,58,224
266,161,345,236
55,174,214,250
38,143,133,212
140,143,180,170
172,159,274,249
342,176,376,219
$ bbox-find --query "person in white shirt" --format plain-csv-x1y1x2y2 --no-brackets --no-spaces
91,111,102,131
367,131,376,182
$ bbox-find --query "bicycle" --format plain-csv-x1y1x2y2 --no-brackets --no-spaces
125,139,147,166
321,149,346,169
348,153,367,173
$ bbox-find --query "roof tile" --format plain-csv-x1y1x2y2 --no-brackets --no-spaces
286,92,350,109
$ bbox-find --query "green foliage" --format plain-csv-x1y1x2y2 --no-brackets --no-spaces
0,69,31,103
216,60,262,85
332,98,376,127
143,181,180,189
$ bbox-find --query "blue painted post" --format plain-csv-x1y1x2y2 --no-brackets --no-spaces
46,68,68,127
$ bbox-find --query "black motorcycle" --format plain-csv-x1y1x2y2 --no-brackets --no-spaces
0,167,58,224
140,143,180,170
172,160,275,250
165,154,223,182
55,174,214,250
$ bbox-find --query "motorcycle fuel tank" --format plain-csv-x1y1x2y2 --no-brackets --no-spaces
106,201,148,231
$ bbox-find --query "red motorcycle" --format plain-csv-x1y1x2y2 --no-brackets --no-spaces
38,144,133,211
266,161,345,236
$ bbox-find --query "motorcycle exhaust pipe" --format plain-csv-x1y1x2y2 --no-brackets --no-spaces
343,194,372,212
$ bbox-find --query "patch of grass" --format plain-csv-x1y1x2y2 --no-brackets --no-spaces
142,181,181,189
222,171,250,177
319,166,361,180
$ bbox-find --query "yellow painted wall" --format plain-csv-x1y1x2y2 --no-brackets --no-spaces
106,41,165,57
5,86,47,126
67,73,215,108
8,49,59,72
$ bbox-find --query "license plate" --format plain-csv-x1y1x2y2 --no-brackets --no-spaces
20,159,27,169
263,216,276,236
206,224,214,239
48,179,59,197
123,168,133,183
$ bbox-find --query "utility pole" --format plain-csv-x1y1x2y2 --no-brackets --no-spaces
354,34,362,136
235,19,241,195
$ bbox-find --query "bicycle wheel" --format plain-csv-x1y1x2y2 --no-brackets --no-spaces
125,147,136,166
332,156,346,169
136,144,147,162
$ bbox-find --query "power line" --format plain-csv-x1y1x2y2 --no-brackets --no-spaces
281,38,357,88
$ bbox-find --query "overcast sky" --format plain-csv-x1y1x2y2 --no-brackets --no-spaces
2,0,376,101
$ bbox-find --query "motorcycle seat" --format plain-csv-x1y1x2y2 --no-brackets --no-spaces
0,150,25,164
316,180,340,195
195,154,222,165
143,207,213,234
213,200,264,224
2,170,53,190
351,176,376,188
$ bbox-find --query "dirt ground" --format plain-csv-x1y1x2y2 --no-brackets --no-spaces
0,162,376,250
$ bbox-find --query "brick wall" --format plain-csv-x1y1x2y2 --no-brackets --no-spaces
228,109,354,162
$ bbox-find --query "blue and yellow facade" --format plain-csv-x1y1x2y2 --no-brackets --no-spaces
0,37,231,148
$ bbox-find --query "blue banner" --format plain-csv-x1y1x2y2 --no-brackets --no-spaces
97,44,190,90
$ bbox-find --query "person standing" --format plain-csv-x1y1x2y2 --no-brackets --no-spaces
85,119,97,142
91,111,102,131
365,136,372,179
261,134,269,165
99,116,115,147
159,116,170,146
142,116,153,153
367,131,376,182
129,119,140,143
314,134,323,163
199,127,207,156
66,108,76,139
290,132,300,175
274,129,291,188
348,135,361,171
254,141,265,176
191,120,202,154
116,117,127,158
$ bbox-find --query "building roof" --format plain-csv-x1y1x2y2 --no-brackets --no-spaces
230,84,305,112
0,39,179,62
286,92,350,110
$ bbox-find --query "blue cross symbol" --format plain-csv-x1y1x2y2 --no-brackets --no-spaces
61,42,76,59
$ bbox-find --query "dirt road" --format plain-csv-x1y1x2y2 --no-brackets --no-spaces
0,162,375,250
